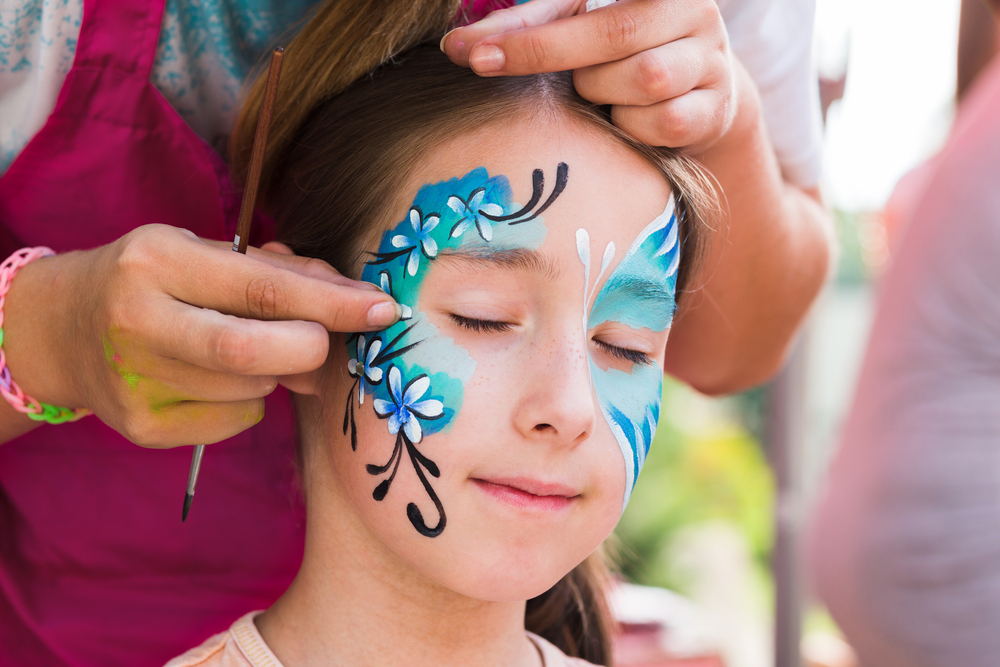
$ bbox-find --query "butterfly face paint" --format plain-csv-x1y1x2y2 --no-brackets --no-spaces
344,165,566,537
578,194,679,510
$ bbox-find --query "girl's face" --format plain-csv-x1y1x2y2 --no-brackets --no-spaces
314,117,678,601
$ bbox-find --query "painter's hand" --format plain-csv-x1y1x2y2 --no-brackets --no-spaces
5,225,400,448
442,0,735,152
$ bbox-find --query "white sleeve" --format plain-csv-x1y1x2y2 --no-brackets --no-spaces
716,0,824,187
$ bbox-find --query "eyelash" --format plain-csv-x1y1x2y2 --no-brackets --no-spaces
594,339,654,366
450,316,654,366
450,314,513,333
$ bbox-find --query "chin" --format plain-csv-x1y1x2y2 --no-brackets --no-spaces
428,548,581,602
411,517,609,602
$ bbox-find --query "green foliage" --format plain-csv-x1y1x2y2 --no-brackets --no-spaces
614,378,774,593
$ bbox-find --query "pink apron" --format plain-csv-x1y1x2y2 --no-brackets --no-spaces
0,0,304,665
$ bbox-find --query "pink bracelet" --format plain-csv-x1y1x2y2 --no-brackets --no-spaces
0,247,90,425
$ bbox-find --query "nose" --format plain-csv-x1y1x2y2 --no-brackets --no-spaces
512,328,596,446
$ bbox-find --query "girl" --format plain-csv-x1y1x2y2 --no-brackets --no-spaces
167,40,711,667
0,0,826,663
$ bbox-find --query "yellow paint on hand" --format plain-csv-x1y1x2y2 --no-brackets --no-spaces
103,333,144,391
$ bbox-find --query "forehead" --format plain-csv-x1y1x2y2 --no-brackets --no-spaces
394,115,674,259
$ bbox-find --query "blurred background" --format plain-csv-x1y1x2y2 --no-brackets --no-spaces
607,0,994,665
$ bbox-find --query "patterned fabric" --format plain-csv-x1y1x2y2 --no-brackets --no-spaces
0,0,315,173
149,0,316,148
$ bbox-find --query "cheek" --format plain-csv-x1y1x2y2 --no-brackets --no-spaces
586,413,631,528
339,401,441,539
590,360,663,509
322,342,440,541
327,342,629,601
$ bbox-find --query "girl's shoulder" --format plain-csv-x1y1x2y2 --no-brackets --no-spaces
526,632,602,667
169,617,598,667
165,612,280,667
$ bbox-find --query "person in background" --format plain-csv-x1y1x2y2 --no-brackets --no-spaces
0,0,831,664
809,1,1000,664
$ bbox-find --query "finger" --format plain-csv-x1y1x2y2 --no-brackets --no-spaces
155,241,403,332
610,88,728,148
277,371,319,396
277,331,340,396
573,37,714,106
123,398,267,448
202,239,383,291
121,356,280,404
464,0,702,76
150,297,331,376
443,0,580,65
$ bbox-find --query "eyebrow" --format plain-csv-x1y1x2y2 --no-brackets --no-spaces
597,273,674,305
436,247,561,281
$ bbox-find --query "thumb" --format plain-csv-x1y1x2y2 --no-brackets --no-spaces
442,0,583,66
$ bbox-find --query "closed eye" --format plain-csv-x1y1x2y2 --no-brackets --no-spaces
593,339,654,366
450,314,513,334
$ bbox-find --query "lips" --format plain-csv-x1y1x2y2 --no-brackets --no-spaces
472,477,579,512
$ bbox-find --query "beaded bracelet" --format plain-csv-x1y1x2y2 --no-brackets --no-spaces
0,247,90,425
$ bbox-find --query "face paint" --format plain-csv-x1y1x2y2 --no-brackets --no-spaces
579,194,679,510
344,165,564,537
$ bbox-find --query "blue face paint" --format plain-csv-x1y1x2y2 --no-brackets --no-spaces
579,195,679,509
344,165,562,537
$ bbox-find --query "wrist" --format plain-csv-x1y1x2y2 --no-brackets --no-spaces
3,250,89,411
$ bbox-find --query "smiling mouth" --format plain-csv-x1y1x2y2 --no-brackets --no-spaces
472,478,579,512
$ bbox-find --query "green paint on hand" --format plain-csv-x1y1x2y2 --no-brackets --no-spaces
103,333,143,391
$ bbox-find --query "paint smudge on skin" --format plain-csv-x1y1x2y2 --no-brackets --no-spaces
580,194,679,510
345,165,561,537
103,334,143,389
103,331,203,416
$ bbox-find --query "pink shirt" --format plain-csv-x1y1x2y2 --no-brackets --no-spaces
809,55,1000,666
0,0,305,664
166,613,598,667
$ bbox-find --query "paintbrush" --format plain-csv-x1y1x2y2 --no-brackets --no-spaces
183,46,284,522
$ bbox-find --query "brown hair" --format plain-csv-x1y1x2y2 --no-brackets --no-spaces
233,4,713,665
233,0,464,194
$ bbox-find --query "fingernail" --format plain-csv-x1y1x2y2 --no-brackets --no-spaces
355,280,383,292
440,28,458,52
470,44,504,74
367,301,402,328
